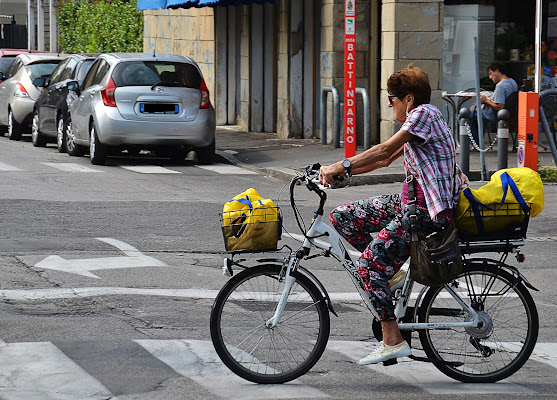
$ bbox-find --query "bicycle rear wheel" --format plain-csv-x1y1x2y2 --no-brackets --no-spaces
210,264,330,384
418,260,538,383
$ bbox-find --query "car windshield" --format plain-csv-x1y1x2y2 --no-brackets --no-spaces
0,56,16,74
113,61,202,88
26,62,62,81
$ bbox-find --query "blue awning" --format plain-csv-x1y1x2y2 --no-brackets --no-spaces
138,0,275,11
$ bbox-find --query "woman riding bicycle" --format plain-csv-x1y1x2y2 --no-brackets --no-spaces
319,65,469,365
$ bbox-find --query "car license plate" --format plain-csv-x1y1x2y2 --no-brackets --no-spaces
140,103,179,114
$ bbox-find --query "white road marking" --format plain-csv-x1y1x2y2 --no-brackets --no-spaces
42,162,102,173
136,339,329,400
0,162,23,171
33,237,166,279
0,342,111,399
0,287,220,301
0,339,553,398
492,342,557,370
0,286,454,302
197,164,258,175
120,165,181,174
327,340,535,394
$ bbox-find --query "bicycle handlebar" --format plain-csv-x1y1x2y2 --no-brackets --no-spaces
289,164,330,218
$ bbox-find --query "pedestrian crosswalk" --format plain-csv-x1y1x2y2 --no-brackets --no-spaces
0,161,255,175
0,339,555,399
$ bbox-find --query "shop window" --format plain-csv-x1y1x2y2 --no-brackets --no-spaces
443,0,539,93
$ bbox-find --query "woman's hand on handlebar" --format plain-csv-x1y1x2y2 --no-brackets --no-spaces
319,162,344,187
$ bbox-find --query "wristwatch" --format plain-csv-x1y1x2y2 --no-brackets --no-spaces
342,158,352,177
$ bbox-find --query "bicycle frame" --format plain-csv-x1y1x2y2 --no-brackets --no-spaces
269,211,480,331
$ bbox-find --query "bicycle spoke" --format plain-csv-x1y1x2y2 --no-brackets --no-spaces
211,264,330,383
418,264,538,382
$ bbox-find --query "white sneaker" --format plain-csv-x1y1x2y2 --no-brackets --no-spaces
359,341,412,365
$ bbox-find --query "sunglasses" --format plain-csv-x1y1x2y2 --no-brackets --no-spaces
388,93,402,105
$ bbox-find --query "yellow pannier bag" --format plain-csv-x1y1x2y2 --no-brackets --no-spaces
221,190,281,252
456,167,544,235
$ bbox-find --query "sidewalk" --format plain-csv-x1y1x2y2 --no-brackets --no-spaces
215,126,556,184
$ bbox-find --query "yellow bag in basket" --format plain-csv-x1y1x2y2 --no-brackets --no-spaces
222,190,281,252
250,198,279,223
456,167,544,235
222,188,262,227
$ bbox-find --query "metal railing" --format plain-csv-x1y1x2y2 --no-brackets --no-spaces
320,86,372,150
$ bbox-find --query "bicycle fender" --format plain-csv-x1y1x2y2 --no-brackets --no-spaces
298,265,339,317
464,258,539,291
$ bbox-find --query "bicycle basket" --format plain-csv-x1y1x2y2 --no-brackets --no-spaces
457,202,531,241
220,206,282,253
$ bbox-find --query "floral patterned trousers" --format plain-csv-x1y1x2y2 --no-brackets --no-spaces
330,194,449,321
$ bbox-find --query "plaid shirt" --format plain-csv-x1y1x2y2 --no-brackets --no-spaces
401,104,469,220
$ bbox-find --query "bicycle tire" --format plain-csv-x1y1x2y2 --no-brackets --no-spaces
417,260,538,383
210,263,330,384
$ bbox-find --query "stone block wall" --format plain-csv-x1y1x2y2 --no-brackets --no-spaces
143,8,216,98
380,0,444,142
320,0,370,145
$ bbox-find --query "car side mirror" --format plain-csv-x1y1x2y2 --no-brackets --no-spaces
67,80,80,95
33,77,48,88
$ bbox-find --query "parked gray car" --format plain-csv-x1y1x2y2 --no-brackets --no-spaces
31,54,97,151
0,53,67,140
66,52,216,165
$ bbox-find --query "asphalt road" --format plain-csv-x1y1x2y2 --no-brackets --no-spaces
1,136,557,399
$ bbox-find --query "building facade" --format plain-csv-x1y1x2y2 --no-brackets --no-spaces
7,0,58,51
142,0,445,143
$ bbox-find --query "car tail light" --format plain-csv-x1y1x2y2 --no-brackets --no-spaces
199,80,211,109
14,82,29,98
101,78,117,107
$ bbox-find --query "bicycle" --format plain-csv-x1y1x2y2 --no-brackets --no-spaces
210,163,539,385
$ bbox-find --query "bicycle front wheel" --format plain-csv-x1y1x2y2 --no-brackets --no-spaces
418,261,539,383
210,264,330,384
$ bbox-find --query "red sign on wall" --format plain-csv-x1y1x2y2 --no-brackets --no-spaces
344,0,356,157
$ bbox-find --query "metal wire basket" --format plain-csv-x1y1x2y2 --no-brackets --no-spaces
457,202,531,241
220,207,282,253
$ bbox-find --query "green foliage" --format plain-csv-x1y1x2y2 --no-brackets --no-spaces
56,0,143,53
538,166,557,183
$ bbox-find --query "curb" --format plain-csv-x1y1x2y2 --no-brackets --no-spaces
217,150,496,184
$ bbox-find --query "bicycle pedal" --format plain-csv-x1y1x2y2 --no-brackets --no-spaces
382,358,398,366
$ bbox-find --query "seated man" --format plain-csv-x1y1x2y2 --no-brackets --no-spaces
468,61,518,147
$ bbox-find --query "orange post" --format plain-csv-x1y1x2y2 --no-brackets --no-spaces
517,92,539,171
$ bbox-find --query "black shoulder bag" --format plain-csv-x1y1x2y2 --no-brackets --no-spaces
408,173,462,287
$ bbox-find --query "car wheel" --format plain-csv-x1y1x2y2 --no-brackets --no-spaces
196,140,215,165
0,124,6,137
89,122,107,165
31,111,47,147
57,116,67,153
8,109,23,141
65,116,84,157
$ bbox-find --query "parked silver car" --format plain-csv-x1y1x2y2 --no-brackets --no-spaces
0,53,67,140
66,53,216,165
